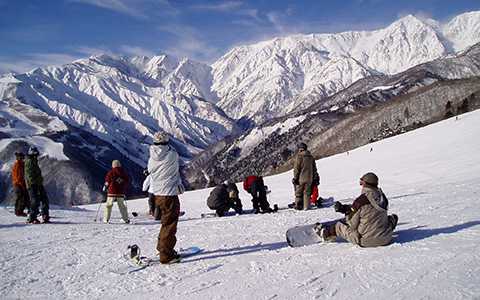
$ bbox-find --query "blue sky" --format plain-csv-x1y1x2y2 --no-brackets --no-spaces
0,0,479,74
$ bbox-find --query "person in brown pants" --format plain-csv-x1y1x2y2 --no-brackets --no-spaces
155,195,180,261
147,131,185,264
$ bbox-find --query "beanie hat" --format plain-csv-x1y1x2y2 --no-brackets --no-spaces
15,152,25,158
297,142,307,151
112,160,121,168
360,172,379,186
153,131,169,144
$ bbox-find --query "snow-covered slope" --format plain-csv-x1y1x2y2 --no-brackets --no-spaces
1,108,479,299
0,54,237,163
213,11,480,121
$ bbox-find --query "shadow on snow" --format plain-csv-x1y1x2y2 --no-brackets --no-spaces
394,220,480,244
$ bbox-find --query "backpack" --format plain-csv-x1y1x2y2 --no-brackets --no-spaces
243,175,258,192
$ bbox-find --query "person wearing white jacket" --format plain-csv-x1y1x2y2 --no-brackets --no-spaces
148,131,184,264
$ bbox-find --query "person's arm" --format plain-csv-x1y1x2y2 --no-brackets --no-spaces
292,155,302,184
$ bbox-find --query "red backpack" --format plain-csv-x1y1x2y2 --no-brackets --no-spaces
243,175,258,191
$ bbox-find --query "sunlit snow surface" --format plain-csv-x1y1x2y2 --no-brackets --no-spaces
1,110,480,299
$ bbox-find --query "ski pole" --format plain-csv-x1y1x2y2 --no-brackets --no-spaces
93,201,102,222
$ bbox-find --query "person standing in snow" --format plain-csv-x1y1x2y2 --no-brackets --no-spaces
309,169,322,208
103,160,130,224
148,131,184,264
142,169,160,220
25,146,50,224
292,142,317,210
206,182,243,216
11,152,30,217
317,172,398,247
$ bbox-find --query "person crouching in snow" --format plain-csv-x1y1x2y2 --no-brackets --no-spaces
316,172,398,247
103,160,130,224
148,131,185,264
207,182,243,217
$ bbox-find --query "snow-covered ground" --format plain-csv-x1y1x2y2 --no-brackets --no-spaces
1,110,480,299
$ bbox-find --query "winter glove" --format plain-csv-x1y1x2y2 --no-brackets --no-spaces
334,201,350,214
292,178,299,185
102,183,108,193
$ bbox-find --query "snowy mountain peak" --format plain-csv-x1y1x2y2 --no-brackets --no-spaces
212,11,480,121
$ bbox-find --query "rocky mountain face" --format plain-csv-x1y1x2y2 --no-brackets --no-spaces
184,43,480,188
213,11,480,122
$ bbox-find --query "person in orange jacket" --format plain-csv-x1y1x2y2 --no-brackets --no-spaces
11,152,30,216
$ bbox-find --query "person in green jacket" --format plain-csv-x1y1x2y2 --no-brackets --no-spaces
25,146,50,224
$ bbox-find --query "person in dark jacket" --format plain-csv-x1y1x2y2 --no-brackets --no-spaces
207,182,243,216
11,152,30,216
316,172,398,247
246,176,274,214
25,146,50,224
103,160,130,224
292,142,317,210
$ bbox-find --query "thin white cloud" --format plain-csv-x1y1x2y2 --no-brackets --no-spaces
0,53,82,74
158,24,221,62
190,1,243,12
68,0,177,19
69,0,148,18
0,45,159,75
118,45,156,57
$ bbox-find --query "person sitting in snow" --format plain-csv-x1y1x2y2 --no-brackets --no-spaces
103,160,130,224
11,151,30,217
206,182,243,217
316,172,398,247
25,146,50,224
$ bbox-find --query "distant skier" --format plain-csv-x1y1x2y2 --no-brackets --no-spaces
148,131,185,264
103,160,130,224
292,142,317,210
11,152,30,217
25,146,50,224
243,175,274,214
207,182,243,216
317,172,398,247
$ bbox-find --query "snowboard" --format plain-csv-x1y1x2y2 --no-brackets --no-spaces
112,246,203,275
286,219,340,247
201,205,278,218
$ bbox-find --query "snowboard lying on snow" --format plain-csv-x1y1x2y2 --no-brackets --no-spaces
201,205,279,218
111,246,203,274
286,219,340,247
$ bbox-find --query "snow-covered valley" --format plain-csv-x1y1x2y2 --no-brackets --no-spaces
1,109,479,299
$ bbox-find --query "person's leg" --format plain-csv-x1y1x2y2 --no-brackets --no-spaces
148,193,155,215
335,222,360,245
39,185,49,221
23,187,31,214
251,195,260,213
14,186,23,215
103,197,114,223
156,195,180,263
294,184,305,209
303,183,312,210
27,185,40,222
116,197,130,223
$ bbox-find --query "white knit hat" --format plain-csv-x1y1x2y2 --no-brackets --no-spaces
153,131,169,144
112,160,121,168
